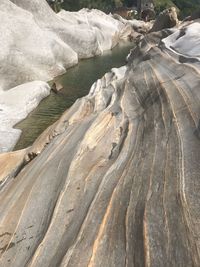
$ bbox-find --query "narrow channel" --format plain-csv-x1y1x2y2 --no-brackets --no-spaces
14,41,134,150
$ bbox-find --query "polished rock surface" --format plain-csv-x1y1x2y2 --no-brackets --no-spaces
0,22,200,267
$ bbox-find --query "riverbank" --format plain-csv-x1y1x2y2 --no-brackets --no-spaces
0,0,136,153
14,41,134,150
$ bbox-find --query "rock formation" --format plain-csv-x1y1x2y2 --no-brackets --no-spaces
0,81,50,153
113,14,153,34
0,21,200,266
0,0,134,152
163,22,200,59
0,0,132,91
151,7,179,32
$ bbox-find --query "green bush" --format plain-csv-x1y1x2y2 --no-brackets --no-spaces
60,0,200,18
172,0,200,18
154,0,200,18
154,0,176,14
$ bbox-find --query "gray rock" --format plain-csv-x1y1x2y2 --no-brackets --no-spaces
0,22,200,266
151,7,179,32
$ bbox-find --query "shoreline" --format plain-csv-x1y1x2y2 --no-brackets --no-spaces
0,4,134,153
13,41,134,152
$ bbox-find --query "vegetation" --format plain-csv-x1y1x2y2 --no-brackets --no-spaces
47,0,200,18
154,0,176,14
154,0,200,17
172,0,200,18
61,0,136,13
61,0,116,12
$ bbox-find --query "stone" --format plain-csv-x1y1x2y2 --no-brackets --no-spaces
162,21,200,60
0,0,78,91
0,21,200,267
151,7,179,32
0,81,51,152
141,7,155,22
0,0,134,152
51,81,63,93
0,0,132,91
113,14,153,33
0,149,27,185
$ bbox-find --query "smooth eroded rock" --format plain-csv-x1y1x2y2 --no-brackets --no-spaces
0,22,200,266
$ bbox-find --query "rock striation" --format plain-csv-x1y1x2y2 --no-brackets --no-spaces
0,21,200,266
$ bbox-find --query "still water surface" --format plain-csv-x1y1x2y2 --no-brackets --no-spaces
15,42,134,150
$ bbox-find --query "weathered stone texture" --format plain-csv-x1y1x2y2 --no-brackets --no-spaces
0,22,200,267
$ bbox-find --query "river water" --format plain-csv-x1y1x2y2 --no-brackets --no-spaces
14,42,134,150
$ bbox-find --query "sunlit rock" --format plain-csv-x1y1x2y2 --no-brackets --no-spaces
0,0,135,152
113,13,153,33
0,0,78,90
58,9,132,56
0,0,132,91
0,21,200,267
0,81,50,152
163,21,200,60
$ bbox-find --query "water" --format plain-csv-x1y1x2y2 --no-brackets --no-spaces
14,42,134,150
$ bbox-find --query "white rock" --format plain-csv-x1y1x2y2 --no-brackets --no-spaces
0,81,50,152
0,0,78,91
163,22,200,60
58,9,130,56
0,0,131,90
112,14,153,33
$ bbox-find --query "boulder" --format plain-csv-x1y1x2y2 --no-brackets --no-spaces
151,7,179,32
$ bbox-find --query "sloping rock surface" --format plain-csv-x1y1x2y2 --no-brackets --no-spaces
163,21,200,59
0,22,200,267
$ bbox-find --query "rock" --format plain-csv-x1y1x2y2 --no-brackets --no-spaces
151,7,179,32
51,81,63,93
113,14,153,33
0,0,132,91
58,9,132,54
0,149,27,185
0,0,78,91
0,22,200,266
162,22,200,60
0,81,50,152
0,0,135,152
